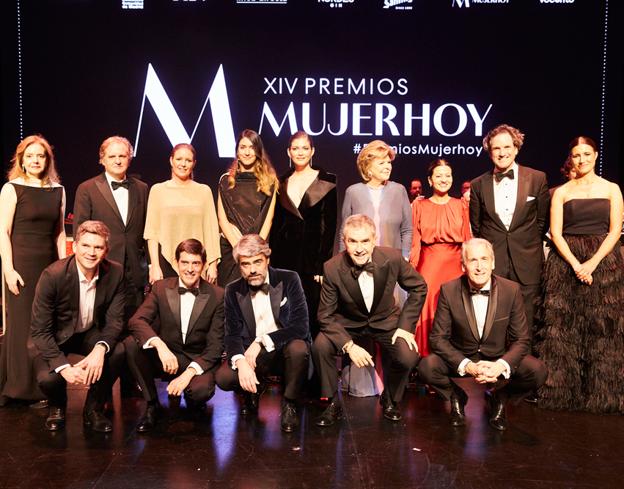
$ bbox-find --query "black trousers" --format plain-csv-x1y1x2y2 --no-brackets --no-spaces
215,339,310,401
34,328,125,409
312,327,420,403
418,352,547,403
124,337,216,404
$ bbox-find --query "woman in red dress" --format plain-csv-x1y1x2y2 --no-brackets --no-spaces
409,159,471,356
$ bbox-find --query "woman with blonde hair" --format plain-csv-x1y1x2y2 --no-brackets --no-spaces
0,135,66,405
217,129,278,287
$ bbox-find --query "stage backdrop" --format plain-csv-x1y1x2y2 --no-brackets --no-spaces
1,0,622,213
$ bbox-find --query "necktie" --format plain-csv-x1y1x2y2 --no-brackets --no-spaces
111,180,129,190
250,283,270,295
469,288,490,296
178,286,199,296
494,169,514,182
351,262,374,279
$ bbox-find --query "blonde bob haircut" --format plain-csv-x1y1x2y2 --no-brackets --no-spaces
356,140,396,182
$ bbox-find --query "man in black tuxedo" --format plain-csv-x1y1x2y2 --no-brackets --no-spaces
73,136,148,318
126,239,224,432
31,221,126,432
418,238,547,431
215,234,310,433
469,124,549,336
313,214,427,426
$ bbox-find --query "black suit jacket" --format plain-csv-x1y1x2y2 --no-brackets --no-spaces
469,165,549,285
30,256,125,371
318,247,428,350
128,277,224,373
429,275,530,373
223,267,310,362
73,172,149,289
270,168,337,277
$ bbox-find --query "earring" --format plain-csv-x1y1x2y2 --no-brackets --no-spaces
289,157,292,168
309,156,313,168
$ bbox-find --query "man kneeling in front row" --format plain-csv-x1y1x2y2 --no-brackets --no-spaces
314,214,427,426
418,238,547,431
126,239,224,431
215,234,310,433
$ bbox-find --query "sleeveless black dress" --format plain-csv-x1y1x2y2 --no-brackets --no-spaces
536,198,624,413
0,184,63,401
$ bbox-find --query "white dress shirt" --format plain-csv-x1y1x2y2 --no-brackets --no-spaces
357,266,374,312
105,172,129,226
493,162,518,231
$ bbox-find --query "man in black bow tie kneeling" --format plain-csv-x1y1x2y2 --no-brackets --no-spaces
418,238,547,431
313,214,427,426
126,239,224,431
215,234,311,433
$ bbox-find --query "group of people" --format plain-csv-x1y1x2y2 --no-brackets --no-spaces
0,123,622,435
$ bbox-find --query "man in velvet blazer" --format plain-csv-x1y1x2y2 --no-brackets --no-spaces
215,234,310,433
73,136,148,317
126,239,224,432
469,124,549,335
31,221,126,433
418,238,547,431
314,214,427,426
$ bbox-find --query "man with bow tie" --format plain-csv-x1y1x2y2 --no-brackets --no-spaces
215,234,310,433
313,214,427,427
126,239,224,432
469,125,549,347
73,136,149,320
418,238,547,431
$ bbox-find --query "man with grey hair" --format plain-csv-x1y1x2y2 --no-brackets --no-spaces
314,214,427,426
215,234,310,433
418,238,547,431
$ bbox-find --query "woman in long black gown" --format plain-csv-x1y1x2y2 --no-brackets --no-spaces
217,129,278,287
536,136,624,413
270,131,337,337
0,135,66,405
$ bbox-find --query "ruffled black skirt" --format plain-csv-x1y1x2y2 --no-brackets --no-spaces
535,234,624,413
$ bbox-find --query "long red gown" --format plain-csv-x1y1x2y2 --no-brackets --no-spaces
409,197,471,356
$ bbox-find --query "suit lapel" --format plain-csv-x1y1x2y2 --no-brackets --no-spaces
95,174,124,224
165,283,182,340
303,177,335,209
269,277,283,327
482,173,506,230
67,258,80,327
370,249,388,314
509,165,529,231
481,278,498,341
460,278,480,341
125,179,138,228
186,280,210,338
339,255,368,314
236,285,257,338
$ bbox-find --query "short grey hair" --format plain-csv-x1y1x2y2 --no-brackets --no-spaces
461,238,494,265
342,214,376,241
232,234,271,263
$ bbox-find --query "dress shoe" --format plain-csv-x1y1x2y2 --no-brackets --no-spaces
524,392,538,404
30,399,49,410
240,392,260,415
379,391,402,422
45,406,66,431
449,389,468,427
315,400,342,427
486,391,508,431
136,403,160,433
83,409,113,433
280,401,299,433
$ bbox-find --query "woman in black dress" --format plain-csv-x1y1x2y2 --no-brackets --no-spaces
217,129,278,287
536,136,624,413
270,131,337,337
0,135,66,405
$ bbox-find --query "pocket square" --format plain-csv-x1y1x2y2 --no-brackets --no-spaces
280,297,288,306
526,196,536,202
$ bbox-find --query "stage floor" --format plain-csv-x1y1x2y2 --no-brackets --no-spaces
0,379,621,489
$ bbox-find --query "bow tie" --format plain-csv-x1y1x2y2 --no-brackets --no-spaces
178,286,199,296
351,262,374,279
494,169,514,182
250,283,270,295
469,288,490,296
111,180,129,190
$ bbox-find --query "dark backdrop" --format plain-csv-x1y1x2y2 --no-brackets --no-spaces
1,0,622,214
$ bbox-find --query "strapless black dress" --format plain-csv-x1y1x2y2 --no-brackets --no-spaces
536,198,624,413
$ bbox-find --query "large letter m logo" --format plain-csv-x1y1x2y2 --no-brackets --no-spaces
134,64,235,158
452,0,470,7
